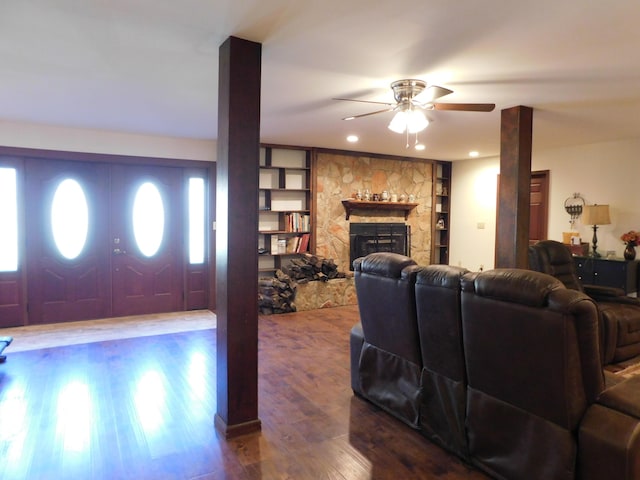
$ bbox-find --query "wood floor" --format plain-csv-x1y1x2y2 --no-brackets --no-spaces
0,305,487,480
1,310,216,353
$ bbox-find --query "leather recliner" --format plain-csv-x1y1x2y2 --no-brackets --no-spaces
461,268,640,480
415,264,470,459
350,252,422,427
529,239,640,365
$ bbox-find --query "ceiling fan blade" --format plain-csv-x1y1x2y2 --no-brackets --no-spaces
413,85,453,105
333,98,395,106
433,103,496,112
342,107,395,121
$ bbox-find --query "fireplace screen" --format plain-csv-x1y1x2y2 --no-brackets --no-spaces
349,223,410,270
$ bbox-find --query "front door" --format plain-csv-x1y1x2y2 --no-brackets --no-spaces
110,165,184,316
25,160,193,324
25,159,112,324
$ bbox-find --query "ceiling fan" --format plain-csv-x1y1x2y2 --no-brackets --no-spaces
335,79,495,145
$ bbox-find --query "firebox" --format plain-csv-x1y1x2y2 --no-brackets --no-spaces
349,223,410,270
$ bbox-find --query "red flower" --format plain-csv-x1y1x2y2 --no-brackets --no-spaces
621,231,640,246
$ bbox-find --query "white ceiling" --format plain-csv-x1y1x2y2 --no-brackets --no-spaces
1,0,639,161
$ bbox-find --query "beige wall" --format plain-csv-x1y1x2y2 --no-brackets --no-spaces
315,151,434,272
0,120,216,161
450,138,640,271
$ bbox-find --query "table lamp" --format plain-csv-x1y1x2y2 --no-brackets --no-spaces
581,204,611,258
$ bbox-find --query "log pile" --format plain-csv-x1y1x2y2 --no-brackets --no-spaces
283,253,346,283
258,269,297,315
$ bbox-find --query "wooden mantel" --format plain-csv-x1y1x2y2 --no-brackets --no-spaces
341,199,418,220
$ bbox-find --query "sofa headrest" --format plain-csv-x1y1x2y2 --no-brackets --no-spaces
353,252,417,279
534,240,574,266
528,240,584,292
463,268,564,307
416,265,469,289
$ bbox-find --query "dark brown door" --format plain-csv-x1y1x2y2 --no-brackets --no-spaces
529,170,549,245
25,160,197,324
110,165,184,316
25,159,112,324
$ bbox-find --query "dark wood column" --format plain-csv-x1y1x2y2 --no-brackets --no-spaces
214,36,262,437
495,106,533,268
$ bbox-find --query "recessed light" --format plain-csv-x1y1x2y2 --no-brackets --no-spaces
415,143,426,151
346,135,359,143
469,151,479,157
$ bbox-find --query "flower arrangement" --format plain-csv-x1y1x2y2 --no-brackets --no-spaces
620,231,640,246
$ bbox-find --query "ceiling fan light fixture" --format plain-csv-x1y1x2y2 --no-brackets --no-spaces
388,109,429,134
406,110,429,133
388,110,407,133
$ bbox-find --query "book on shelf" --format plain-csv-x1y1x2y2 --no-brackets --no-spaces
284,212,311,232
270,236,279,254
286,236,300,253
297,233,310,253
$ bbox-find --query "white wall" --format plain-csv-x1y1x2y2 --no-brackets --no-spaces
451,138,640,271
0,120,216,161
449,156,499,271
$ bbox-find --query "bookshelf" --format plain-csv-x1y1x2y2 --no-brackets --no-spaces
431,161,451,265
258,145,313,274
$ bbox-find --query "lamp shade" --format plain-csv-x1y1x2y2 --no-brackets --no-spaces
388,109,429,134
582,204,611,226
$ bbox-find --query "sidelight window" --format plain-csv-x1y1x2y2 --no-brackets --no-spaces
188,177,205,264
0,167,18,271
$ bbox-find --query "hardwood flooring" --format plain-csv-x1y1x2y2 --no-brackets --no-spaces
0,305,487,479
1,310,216,353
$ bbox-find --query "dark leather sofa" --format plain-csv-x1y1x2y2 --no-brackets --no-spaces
529,239,640,365
351,252,640,479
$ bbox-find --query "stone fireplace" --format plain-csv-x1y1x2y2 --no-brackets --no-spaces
314,150,433,272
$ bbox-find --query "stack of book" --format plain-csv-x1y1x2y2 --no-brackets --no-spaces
284,213,310,232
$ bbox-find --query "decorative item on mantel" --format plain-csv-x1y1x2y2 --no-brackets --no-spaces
341,198,418,220
621,230,639,260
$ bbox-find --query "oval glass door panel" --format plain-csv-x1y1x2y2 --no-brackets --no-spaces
133,182,165,257
51,178,89,260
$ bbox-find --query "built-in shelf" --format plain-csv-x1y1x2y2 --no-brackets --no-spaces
341,199,418,220
432,161,452,265
258,145,314,276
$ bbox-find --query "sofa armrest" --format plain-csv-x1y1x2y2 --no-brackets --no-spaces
578,376,640,480
597,375,640,416
584,284,633,301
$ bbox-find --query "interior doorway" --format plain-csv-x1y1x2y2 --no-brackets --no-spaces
529,170,550,245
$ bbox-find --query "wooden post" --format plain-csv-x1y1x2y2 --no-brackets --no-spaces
495,106,533,268
214,36,262,437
